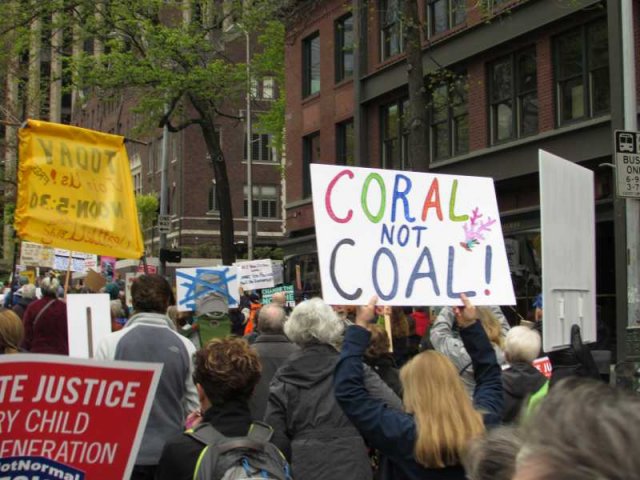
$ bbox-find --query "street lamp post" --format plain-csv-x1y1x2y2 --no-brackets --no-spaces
159,104,169,276
246,30,254,260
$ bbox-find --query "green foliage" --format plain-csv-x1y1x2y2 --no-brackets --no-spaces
253,21,286,156
253,246,284,260
3,202,15,227
136,193,159,232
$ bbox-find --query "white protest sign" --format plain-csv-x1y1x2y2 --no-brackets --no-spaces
234,259,277,290
311,164,515,306
175,266,240,312
539,150,596,351
19,241,55,268
66,293,112,358
54,248,97,273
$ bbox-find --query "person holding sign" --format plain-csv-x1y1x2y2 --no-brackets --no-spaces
334,294,503,480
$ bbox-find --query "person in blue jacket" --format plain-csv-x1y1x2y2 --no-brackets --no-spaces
334,294,503,480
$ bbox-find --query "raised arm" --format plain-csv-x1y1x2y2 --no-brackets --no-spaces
455,296,504,426
334,298,416,460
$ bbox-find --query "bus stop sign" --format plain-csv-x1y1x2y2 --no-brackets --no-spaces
614,130,640,198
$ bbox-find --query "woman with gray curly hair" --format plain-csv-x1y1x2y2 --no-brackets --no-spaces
265,297,401,480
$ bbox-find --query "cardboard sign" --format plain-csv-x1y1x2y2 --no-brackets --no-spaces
84,270,107,293
66,294,112,358
15,120,143,259
0,354,161,479
539,150,596,351
311,164,515,306
233,259,277,290
176,266,240,312
261,285,295,307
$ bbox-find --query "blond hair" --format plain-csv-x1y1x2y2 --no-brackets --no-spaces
401,351,485,468
477,307,504,349
0,309,24,354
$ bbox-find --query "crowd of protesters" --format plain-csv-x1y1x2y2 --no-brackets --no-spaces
1,271,639,480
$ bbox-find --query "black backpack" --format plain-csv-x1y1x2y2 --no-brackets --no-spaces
186,421,292,480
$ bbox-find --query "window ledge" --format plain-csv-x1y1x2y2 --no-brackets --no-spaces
302,93,321,106
334,77,354,90
241,160,279,165
285,198,312,209
376,52,406,71
206,211,220,217
426,22,468,45
430,115,611,168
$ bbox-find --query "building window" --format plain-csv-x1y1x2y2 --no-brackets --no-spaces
489,48,538,143
245,133,274,162
554,19,609,125
381,99,409,170
335,14,354,82
381,0,403,60
208,182,219,213
303,33,320,97
430,76,468,160
336,120,355,166
427,0,466,37
251,76,276,100
303,132,320,198
244,185,278,219
262,77,275,99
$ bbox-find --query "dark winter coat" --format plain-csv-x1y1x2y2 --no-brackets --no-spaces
264,342,402,480
156,399,253,480
501,362,548,423
335,322,503,480
21,297,68,355
11,296,35,320
364,354,403,398
250,333,300,420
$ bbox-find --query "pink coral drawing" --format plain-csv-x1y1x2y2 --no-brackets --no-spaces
460,207,496,251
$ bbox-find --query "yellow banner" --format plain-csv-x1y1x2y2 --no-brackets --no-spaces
14,120,143,259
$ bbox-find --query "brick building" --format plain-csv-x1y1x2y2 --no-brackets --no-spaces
0,4,285,273
282,0,637,358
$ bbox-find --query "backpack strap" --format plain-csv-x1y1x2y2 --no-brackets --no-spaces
186,423,228,446
525,380,550,418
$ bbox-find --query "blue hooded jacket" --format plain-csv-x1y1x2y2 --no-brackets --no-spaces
334,321,503,480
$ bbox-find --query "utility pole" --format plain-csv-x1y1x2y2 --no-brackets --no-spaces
610,0,639,362
246,30,254,260
621,0,640,335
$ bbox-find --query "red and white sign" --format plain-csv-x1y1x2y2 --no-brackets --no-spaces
532,356,553,379
136,264,157,274
0,355,162,479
